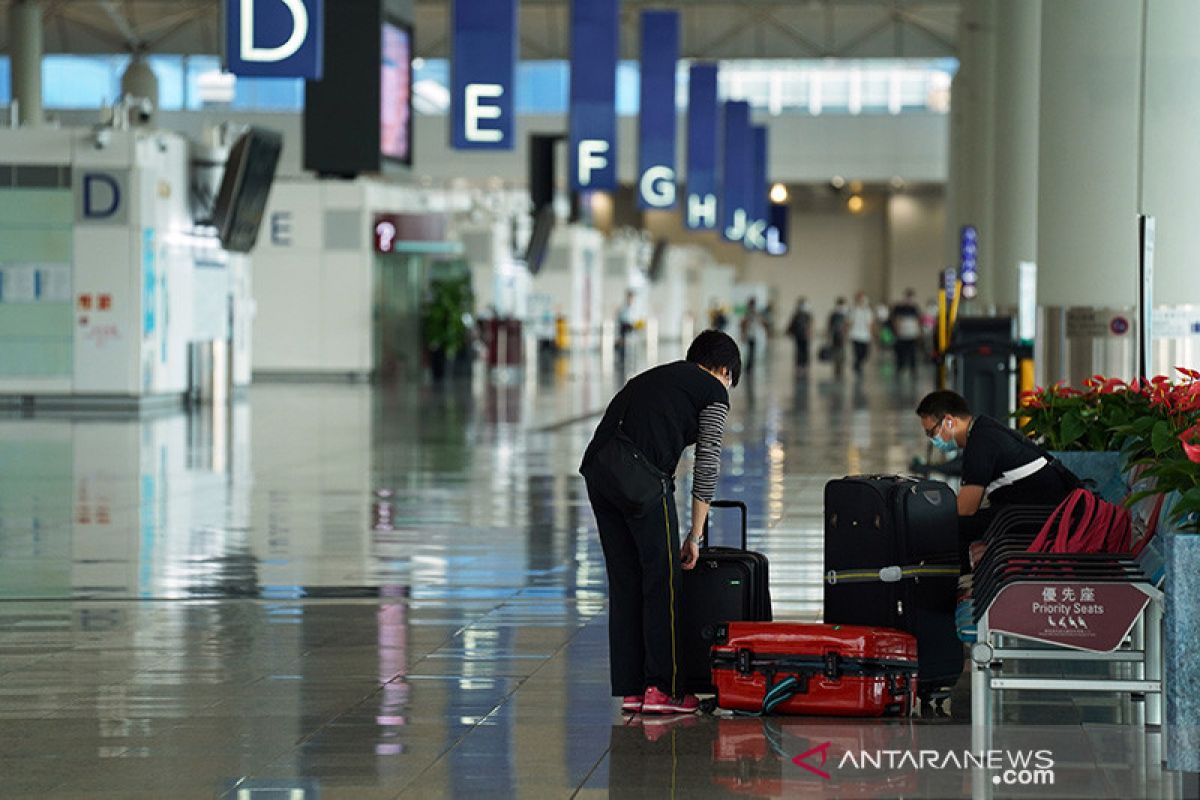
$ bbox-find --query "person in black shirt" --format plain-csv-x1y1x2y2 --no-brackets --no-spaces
581,330,740,715
916,391,1076,570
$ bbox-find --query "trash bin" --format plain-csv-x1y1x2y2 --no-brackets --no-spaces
947,317,1026,422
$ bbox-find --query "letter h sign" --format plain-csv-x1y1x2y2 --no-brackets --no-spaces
226,0,323,79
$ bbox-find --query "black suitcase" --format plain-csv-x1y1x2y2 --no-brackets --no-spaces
823,475,962,696
680,500,772,694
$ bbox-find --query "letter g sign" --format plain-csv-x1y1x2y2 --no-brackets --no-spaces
226,0,324,79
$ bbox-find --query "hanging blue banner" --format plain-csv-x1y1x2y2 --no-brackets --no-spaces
766,203,789,256
451,0,517,150
720,100,752,243
637,10,679,209
686,63,719,230
226,0,324,79
743,125,769,251
569,0,620,192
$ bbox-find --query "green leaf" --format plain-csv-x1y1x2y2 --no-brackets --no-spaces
1152,421,1176,455
1060,412,1087,446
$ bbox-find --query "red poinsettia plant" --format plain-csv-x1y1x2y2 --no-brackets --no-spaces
1019,368,1200,530
1112,369,1200,529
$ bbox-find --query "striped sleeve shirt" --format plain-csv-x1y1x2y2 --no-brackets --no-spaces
692,402,729,503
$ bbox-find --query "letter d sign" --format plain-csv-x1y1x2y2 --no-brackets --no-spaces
226,0,323,79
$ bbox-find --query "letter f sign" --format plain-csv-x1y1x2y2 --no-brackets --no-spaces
228,0,323,79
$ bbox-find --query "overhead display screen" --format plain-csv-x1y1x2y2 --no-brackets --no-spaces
380,21,413,164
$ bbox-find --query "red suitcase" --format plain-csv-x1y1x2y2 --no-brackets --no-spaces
710,622,918,717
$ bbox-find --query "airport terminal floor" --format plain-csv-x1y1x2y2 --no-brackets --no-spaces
0,345,1186,798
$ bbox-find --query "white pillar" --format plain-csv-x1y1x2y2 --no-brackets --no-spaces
1141,0,1200,306
9,0,44,127
990,0,1041,309
945,0,996,306
1036,1,1143,306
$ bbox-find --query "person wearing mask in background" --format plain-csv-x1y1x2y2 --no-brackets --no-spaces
848,292,875,376
580,330,741,715
740,298,763,375
826,297,849,379
916,390,1077,572
786,297,813,375
890,289,923,375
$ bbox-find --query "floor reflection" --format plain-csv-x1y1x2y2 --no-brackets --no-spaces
0,345,1185,798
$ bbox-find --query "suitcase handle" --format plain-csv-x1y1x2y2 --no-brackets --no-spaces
703,499,748,550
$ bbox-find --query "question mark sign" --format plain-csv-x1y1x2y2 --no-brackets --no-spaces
376,221,397,252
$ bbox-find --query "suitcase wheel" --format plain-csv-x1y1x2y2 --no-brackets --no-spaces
699,697,718,715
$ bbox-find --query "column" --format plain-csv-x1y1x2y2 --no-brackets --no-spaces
990,0,1041,309
944,0,996,306
1035,1,1143,306
9,0,45,127
1141,0,1200,307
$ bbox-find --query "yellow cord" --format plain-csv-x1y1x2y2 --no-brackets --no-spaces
663,495,678,697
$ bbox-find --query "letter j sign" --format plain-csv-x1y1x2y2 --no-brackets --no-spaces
226,0,324,79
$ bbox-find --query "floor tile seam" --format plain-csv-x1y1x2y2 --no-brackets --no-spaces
388,678,530,797
393,620,595,795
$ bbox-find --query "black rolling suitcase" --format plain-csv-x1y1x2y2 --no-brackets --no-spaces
680,500,772,694
823,476,962,699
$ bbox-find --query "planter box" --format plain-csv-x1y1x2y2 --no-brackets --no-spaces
1049,450,1128,504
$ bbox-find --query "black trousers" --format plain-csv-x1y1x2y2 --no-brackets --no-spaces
852,341,870,373
793,337,809,367
586,479,683,697
895,338,918,371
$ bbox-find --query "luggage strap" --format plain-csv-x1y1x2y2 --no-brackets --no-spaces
825,563,960,585
717,651,916,716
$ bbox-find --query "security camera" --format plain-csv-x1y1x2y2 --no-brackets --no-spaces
92,126,113,150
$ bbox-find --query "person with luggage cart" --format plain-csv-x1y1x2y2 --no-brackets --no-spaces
916,390,1078,572
580,330,740,716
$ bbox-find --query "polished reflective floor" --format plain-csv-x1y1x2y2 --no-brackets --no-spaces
0,342,1190,798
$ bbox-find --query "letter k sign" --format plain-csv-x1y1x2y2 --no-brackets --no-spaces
792,741,833,780
227,0,324,79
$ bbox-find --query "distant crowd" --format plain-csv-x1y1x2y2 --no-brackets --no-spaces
705,290,937,378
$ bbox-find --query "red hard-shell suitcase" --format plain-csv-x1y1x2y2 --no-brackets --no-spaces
711,622,918,717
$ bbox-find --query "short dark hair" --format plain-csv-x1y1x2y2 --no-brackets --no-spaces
916,390,971,419
686,330,742,387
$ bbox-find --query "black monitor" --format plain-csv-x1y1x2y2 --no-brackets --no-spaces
212,128,283,254
524,205,556,275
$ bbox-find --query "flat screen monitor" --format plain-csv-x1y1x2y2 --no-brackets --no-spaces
212,128,283,254
380,21,413,165
524,205,556,275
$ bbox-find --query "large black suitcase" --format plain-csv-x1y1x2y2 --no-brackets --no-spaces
680,500,772,694
823,476,962,696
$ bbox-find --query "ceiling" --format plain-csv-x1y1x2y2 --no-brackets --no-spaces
0,1,959,60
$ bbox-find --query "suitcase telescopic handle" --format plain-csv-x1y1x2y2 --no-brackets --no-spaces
703,499,748,550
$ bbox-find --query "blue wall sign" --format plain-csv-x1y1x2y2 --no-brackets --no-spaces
959,224,978,299
226,0,324,79
720,101,752,243
569,0,619,191
685,63,719,230
766,203,789,256
637,10,679,209
743,125,768,251
451,0,517,150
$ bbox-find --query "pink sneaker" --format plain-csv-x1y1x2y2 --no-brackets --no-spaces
621,695,644,714
642,686,700,715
